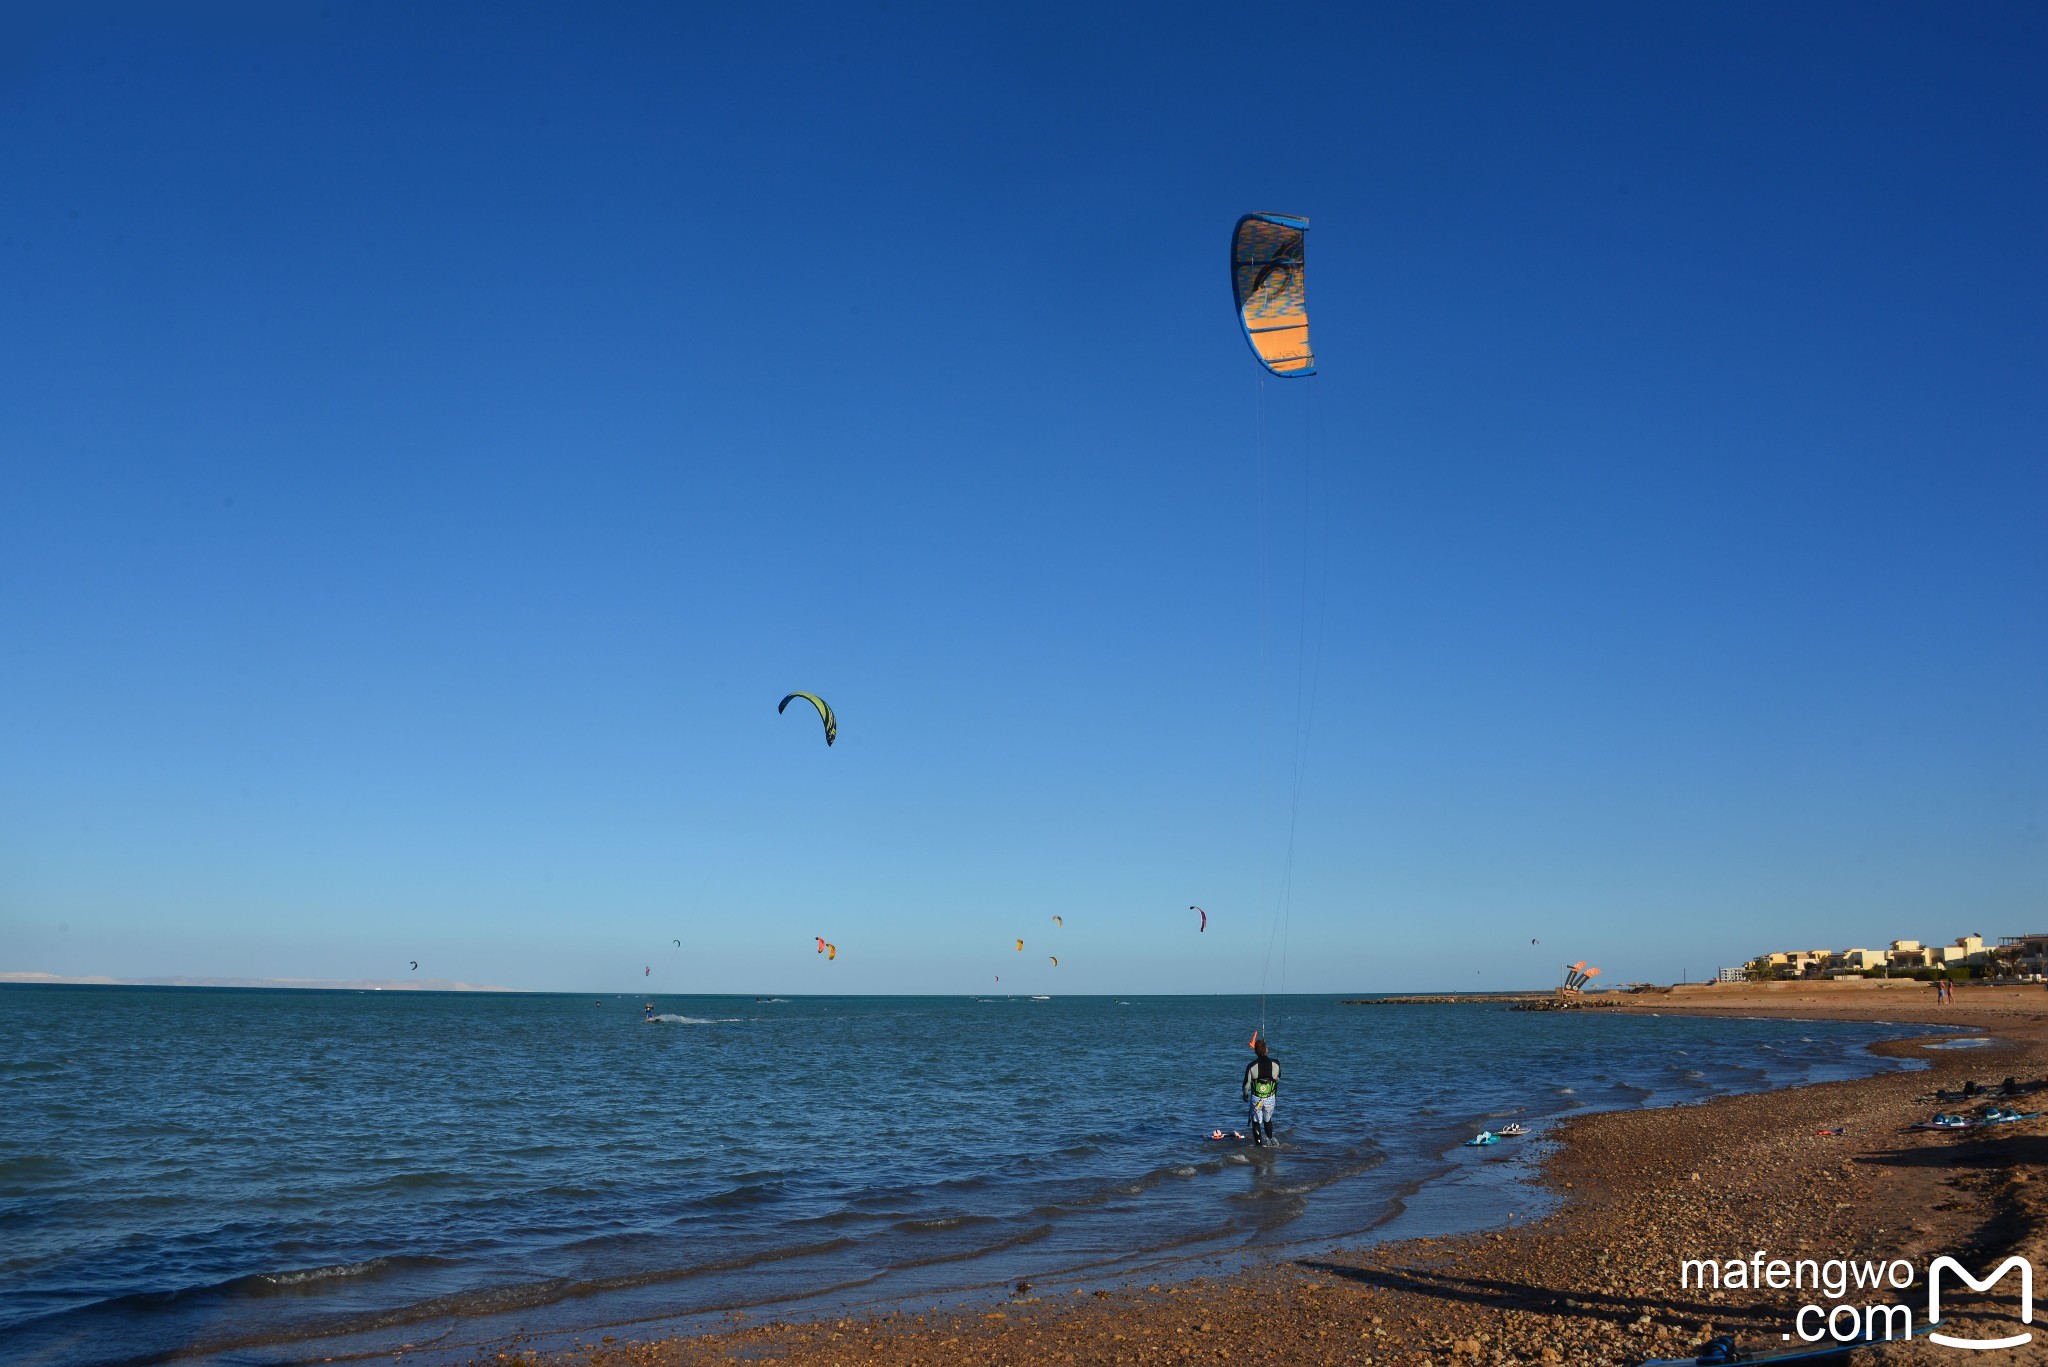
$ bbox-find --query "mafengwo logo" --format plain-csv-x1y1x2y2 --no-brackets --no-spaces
1678,1252,2034,1350
1928,1255,2033,1351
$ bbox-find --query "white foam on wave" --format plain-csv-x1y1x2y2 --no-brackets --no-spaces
259,1259,384,1287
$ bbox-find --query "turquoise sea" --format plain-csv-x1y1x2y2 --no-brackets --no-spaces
0,987,1919,1366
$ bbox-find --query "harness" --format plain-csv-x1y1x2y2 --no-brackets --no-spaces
1250,1057,1278,1099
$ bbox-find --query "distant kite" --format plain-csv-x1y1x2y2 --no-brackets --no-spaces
1015,939,1024,952
410,960,418,971
674,939,682,948
645,966,650,976
1052,915,1063,928
1048,956,1058,968
827,943,837,961
1191,905,1207,933
778,692,837,746
816,937,827,954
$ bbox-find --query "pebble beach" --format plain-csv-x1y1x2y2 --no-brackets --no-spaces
508,983,2048,1367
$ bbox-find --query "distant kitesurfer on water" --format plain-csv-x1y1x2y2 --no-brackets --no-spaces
1243,1034,1280,1147
644,1002,656,1021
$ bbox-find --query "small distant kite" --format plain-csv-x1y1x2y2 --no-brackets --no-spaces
1190,905,1207,933
1048,956,1058,968
410,960,418,971
674,939,682,948
816,937,827,954
827,943,837,961
778,692,837,746
1015,939,1024,952
644,966,651,976
1052,915,1063,928
1531,939,1539,945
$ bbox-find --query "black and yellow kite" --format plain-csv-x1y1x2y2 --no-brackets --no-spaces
778,692,837,746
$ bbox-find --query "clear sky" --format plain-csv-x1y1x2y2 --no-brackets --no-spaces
3,3,2043,995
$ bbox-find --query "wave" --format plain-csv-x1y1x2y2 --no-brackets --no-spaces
254,1259,414,1291
48,1254,459,1318
884,1222,1053,1271
890,1214,1001,1234
688,1179,787,1211
0,1153,75,1187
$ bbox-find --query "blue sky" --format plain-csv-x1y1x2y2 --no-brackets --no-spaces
3,3,2043,994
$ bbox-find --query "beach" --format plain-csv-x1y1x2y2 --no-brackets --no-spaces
515,984,2048,1366
16,989,1916,1367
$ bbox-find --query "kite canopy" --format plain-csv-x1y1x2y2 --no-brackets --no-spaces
778,692,837,746
1231,213,1314,377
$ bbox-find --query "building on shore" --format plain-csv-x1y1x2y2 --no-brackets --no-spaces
1748,934,2002,980
1999,934,2048,974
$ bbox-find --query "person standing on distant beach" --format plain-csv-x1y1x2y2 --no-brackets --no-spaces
1243,1036,1281,1146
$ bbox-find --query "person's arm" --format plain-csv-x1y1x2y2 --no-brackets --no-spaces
1242,1061,1254,1100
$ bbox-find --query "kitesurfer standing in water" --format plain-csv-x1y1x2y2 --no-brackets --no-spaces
1243,1036,1280,1146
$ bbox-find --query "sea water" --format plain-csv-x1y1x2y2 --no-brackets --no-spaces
0,987,1919,1366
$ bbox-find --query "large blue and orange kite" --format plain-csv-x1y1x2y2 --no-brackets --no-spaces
1231,213,1315,377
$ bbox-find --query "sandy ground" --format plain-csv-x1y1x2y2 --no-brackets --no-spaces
489,983,2048,1366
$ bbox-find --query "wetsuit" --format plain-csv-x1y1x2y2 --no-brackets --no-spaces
1243,1055,1280,1144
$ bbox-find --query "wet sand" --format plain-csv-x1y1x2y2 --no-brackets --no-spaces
493,984,2048,1365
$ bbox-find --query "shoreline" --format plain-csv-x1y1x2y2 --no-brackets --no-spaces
494,989,2047,1366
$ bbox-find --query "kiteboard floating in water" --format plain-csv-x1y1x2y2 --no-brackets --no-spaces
1231,213,1314,377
